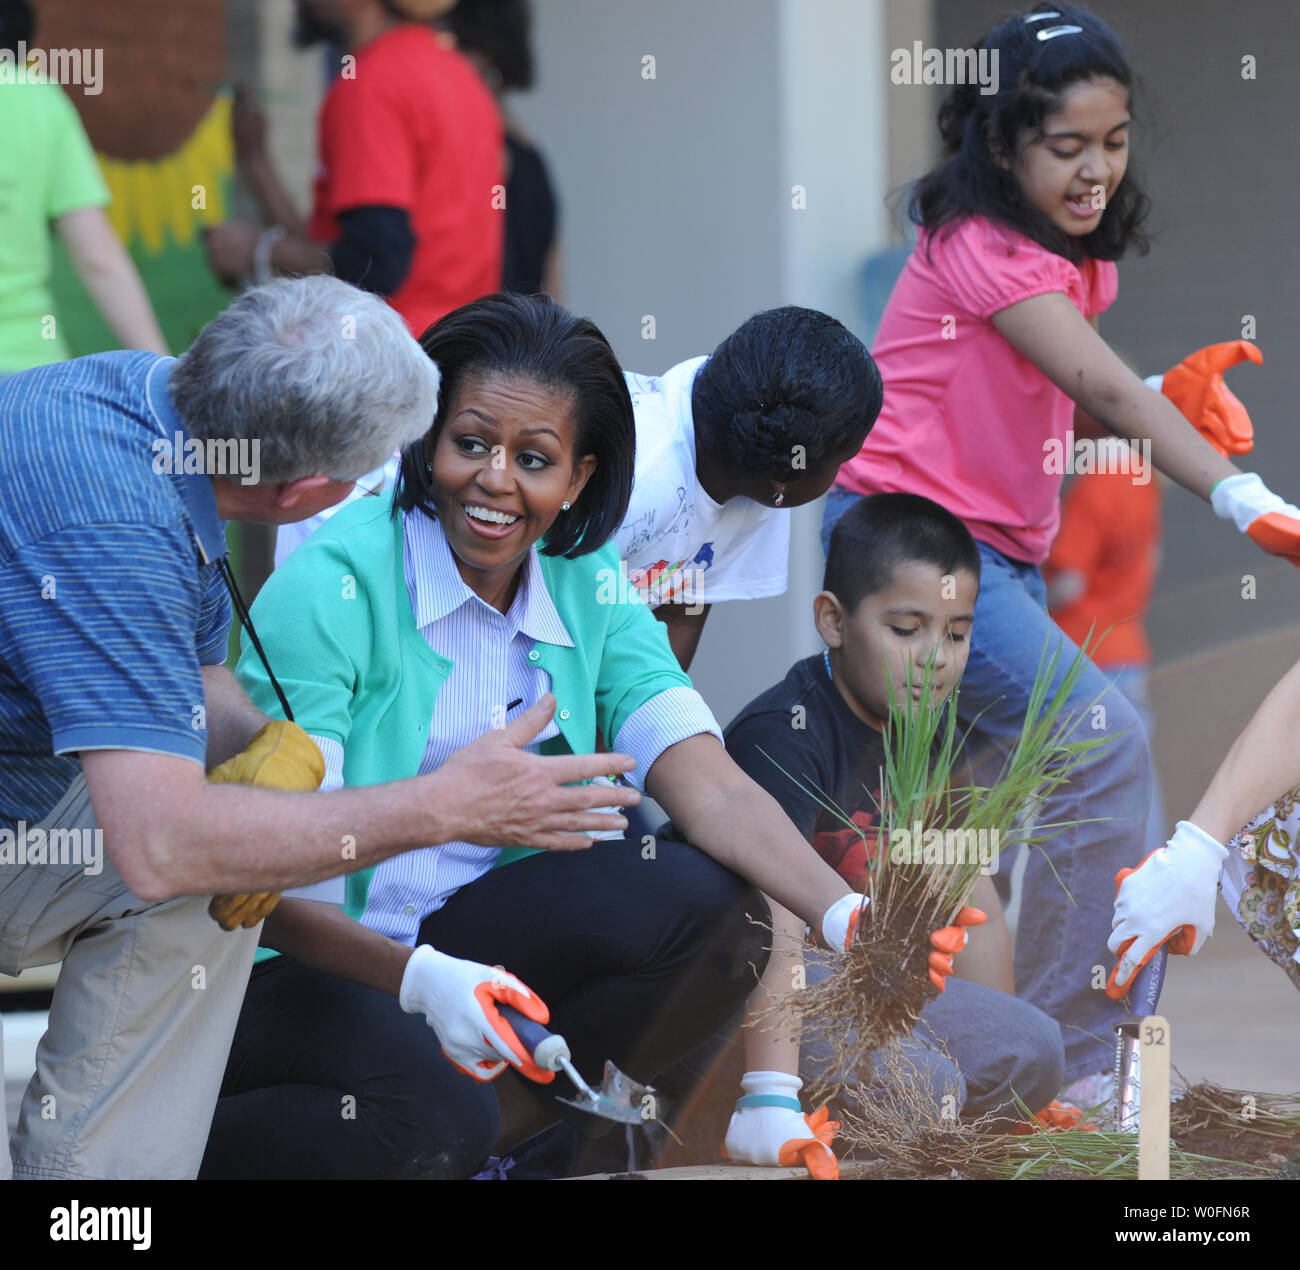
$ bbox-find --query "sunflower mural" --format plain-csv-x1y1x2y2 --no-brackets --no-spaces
39,0,234,354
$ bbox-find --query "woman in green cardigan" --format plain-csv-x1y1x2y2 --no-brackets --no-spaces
201,293,862,1179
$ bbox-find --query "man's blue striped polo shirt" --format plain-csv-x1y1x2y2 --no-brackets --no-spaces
0,351,232,831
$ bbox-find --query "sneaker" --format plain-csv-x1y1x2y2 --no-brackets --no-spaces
1058,1070,1117,1130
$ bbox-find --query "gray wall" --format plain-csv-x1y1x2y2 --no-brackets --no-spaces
518,0,787,365
516,0,889,729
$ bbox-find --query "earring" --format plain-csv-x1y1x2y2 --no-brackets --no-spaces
772,487,785,508
424,463,433,477
561,501,571,511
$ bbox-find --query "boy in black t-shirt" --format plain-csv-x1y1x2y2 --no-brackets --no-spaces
721,493,1065,1176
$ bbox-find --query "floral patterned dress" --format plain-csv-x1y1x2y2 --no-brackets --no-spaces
1222,786,1300,990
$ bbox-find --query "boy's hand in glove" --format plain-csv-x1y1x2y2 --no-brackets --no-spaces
928,905,987,991
723,1072,840,1179
821,894,986,990
820,892,869,951
207,720,325,930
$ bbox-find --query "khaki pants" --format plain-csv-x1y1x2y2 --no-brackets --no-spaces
0,777,257,1178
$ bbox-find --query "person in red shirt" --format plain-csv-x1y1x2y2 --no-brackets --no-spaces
1045,421,1166,854
204,0,503,337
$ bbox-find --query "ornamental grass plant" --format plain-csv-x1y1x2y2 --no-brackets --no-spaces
768,635,1117,1113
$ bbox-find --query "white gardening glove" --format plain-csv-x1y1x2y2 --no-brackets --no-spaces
820,892,869,951
722,1071,839,1179
1107,820,1229,994
1211,473,1300,567
1211,472,1300,533
399,944,554,1083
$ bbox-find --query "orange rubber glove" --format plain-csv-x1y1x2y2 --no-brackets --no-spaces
206,720,325,930
1155,339,1260,458
723,1072,841,1179
1105,860,1192,1001
1155,342,1300,563
779,1106,841,1179
1106,823,1226,999
1211,472,1300,568
399,945,555,1084
927,905,987,991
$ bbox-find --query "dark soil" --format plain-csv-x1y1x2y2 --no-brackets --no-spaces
1170,1081,1300,1174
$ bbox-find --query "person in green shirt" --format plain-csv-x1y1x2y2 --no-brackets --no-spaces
0,0,166,371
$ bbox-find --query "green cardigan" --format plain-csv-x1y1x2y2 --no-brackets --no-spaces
236,492,695,946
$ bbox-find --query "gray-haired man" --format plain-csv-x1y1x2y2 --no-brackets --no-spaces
0,276,635,1178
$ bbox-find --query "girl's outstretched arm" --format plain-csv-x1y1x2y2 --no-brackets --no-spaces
991,292,1238,499
1187,655,1300,845
1109,655,1300,992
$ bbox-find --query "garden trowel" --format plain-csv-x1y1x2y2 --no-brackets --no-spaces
498,1005,656,1127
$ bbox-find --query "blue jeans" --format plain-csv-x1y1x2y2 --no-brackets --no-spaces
801,958,1064,1124
1110,665,1168,856
823,488,1149,1079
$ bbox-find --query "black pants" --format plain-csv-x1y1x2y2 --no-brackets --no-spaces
200,838,769,1178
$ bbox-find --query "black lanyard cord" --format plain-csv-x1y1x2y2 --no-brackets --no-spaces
216,556,295,724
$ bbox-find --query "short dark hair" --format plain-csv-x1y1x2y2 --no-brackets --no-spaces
690,307,882,482
0,0,33,53
824,493,981,614
445,0,533,91
908,2,1149,264
395,292,635,559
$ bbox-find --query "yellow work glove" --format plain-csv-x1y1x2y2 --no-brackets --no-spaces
207,720,325,930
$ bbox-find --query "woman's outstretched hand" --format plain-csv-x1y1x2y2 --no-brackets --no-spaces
428,694,641,851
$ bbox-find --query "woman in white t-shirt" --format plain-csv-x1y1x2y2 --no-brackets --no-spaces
616,306,882,669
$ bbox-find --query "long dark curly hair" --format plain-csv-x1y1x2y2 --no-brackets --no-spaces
908,2,1151,264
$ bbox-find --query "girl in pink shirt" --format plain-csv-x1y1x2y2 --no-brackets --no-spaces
822,2,1300,1117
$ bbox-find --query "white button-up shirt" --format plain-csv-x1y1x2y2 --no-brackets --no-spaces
311,511,720,945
